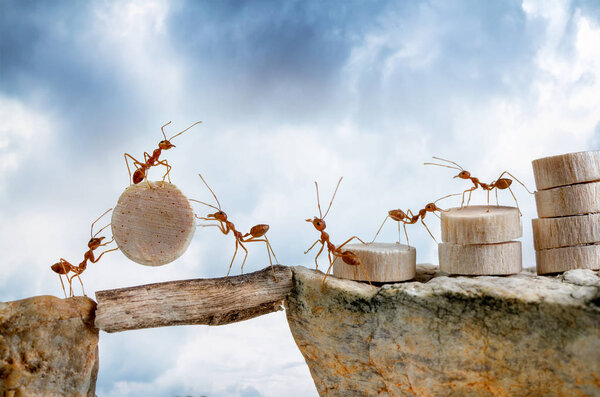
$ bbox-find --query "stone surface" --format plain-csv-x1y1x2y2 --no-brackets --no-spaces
286,265,600,396
0,296,99,397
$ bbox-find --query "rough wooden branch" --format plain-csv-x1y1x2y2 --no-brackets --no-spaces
94,265,292,333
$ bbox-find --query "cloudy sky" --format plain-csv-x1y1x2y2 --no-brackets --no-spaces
1,0,599,396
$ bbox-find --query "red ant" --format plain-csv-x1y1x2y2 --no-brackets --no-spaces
371,194,458,246
190,174,280,282
50,208,118,298
424,157,533,214
305,177,373,290
124,120,202,187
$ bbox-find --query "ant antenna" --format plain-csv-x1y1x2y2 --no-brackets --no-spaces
91,208,113,238
168,121,202,141
323,176,343,220
424,156,464,171
434,192,462,204
161,121,173,140
196,174,222,210
315,181,322,218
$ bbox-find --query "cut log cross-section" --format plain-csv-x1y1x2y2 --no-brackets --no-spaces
332,242,416,283
531,150,600,275
439,206,522,275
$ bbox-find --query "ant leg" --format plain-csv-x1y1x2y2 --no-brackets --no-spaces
304,240,320,255
68,272,85,297
397,221,401,245
420,218,437,243
321,251,336,290
402,222,410,249
465,187,477,207
313,242,325,270
507,186,522,216
91,247,119,263
370,216,389,244
496,188,499,207
241,236,279,281
487,190,490,212
497,171,534,194
226,240,240,277
238,241,249,274
337,235,368,250
124,153,145,184
57,274,67,298
158,159,172,185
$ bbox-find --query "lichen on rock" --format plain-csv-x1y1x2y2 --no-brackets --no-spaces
286,265,600,396
0,295,99,397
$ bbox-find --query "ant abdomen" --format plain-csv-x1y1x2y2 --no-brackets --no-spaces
132,169,146,184
249,224,269,238
51,262,69,275
341,251,361,267
389,210,406,222
495,178,513,189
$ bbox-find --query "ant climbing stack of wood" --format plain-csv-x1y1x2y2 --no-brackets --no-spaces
50,208,118,298
371,193,459,246
190,174,280,282
124,120,202,187
424,157,533,215
305,177,373,289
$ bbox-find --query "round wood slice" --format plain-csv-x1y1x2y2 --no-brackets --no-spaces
536,244,600,274
332,242,416,282
112,181,195,266
440,206,522,244
534,181,600,218
532,150,600,191
438,241,522,275
531,213,600,250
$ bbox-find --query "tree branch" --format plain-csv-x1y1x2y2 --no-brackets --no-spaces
94,265,292,333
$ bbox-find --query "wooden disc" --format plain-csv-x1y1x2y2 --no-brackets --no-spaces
112,181,195,266
438,241,522,275
440,206,522,244
532,150,600,191
534,181,600,218
332,242,416,282
532,213,600,250
536,244,600,274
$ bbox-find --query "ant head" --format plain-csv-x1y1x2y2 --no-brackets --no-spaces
159,140,175,150
88,236,104,249
306,217,326,231
424,203,439,212
388,209,407,221
454,170,470,179
211,211,228,222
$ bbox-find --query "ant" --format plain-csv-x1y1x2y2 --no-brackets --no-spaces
124,120,202,187
190,174,280,282
424,157,533,214
304,177,373,290
371,194,459,246
50,208,118,298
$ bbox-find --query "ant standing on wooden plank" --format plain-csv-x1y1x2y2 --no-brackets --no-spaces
305,177,373,290
424,157,533,215
124,120,202,187
190,174,280,282
51,208,118,298
370,194,459,246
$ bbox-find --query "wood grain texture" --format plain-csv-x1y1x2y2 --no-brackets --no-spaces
332,243,416,282
536,244,600,274
534,181,600,218
532,150,600,191
440,206,522,244
438,241,522,275
112,181,195,266
94,265,292,333
532,213,600,250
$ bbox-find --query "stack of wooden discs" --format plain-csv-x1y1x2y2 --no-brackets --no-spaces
439,206,523,275
333,242,416,282
531,150,600,274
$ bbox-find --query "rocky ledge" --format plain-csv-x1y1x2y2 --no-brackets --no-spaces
285,265,600,396
0,296,99,397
